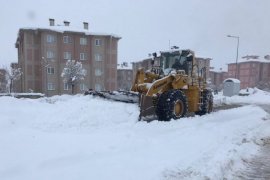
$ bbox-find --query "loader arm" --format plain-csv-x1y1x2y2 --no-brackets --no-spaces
131,68,145,92
146,74,189,96
131,68,160,93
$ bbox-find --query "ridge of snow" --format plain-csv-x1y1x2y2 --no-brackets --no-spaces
20,26,121,38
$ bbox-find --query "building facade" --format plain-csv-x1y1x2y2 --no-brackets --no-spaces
195,57,211,80
209,70,228,91
227,57,270,89
117,64,133,91
15,19,120,96
132,58,153,79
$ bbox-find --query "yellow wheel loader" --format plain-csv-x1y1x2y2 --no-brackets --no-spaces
85,49,213,121
131,49,213,121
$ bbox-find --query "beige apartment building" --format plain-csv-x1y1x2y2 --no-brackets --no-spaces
15,19,120,96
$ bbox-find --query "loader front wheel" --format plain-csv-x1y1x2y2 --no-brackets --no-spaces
195,90,213,116
156,90,188,121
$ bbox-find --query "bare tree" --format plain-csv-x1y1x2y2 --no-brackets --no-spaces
61,60,86,94
0,70,7,93
5,67,22,93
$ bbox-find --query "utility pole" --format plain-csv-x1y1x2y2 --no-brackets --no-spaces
227,35,240,79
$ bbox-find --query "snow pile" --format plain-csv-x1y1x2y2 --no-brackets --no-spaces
226,88,270,105
213,88,270,106
0,92,270,180
239,88,256,96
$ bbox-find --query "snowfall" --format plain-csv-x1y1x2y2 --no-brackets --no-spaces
1,89,270,180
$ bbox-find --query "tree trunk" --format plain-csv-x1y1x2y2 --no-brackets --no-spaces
71,84,75,94
10,80,13,93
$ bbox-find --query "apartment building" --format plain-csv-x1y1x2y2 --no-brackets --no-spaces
227,56,270,89
117,63,133,91
132,58,153,78
15,19,121,96
209,70,228,91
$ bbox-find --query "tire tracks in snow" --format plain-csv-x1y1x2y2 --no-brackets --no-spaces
232,104,270,180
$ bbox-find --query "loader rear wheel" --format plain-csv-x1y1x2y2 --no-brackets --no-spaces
156,90,188,121
195,90,213,116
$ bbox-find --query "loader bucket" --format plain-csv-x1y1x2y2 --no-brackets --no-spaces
139,94,157,121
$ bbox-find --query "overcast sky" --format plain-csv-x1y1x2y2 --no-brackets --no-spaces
1,0,269,70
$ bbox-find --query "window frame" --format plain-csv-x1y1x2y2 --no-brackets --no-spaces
80,37,87,45
80,53,87,61
46,34,56,43
94,53,102,61
80,83,87,91
63,36,72,44
64,51,72,60
95,39,101,46
64,82,70,90
47,82,55,90
95,83,102,91
95,68,102,76
47,67,55,74
46,51,55,59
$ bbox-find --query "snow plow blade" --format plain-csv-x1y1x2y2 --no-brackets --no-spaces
84,90,139,103
138,94,157,121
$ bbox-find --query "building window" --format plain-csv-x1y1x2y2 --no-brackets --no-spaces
47,51,55,59
95,69,102,76
95,39,101,46
80,37,87,45
95,84,102,91
64,82,70,90
47,83,55,90
46,34,56,43
64,52,72,60
80,83,87,91
80,53,87,60
63,36,72,43
94,53,102,61
47,67,55,74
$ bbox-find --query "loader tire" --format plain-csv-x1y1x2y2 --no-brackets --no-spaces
195,90,213,116
156,89,188,121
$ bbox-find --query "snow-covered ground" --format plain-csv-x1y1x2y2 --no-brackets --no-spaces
0,90,270,180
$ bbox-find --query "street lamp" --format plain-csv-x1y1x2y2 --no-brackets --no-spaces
227,35,240,79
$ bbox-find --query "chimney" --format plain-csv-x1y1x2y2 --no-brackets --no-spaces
83,22,89,30
49,18,55,26
63,21,70,26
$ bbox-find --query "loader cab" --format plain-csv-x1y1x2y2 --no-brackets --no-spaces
160,50,193,76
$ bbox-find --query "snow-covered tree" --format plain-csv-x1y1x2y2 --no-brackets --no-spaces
5,67,22,93
61,60,87,94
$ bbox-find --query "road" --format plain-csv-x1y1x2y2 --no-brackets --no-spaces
233,104,270,180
